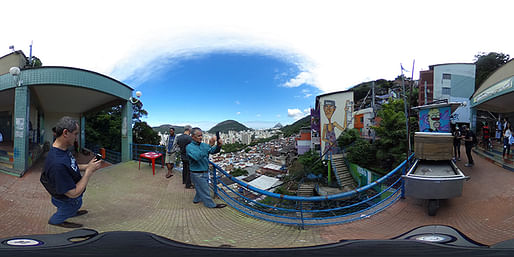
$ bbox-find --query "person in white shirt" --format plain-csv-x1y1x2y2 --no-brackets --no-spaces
503,122,512,159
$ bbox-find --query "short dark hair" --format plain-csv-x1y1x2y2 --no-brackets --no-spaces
191,127,202,136
55,116,79,137
184,125,192,132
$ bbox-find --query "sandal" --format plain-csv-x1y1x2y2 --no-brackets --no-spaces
165,173,173,178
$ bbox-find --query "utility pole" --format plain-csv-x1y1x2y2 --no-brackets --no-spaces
400,64,411,157
371,81,376,142
424,81,427,105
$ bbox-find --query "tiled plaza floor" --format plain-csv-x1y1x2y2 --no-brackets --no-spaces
0,148,512,248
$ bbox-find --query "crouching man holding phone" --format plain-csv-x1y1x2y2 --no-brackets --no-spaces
40,116,102,228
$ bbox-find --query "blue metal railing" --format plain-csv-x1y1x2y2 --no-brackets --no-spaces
209,153,414,226
84,143,121,164
131,143,166,163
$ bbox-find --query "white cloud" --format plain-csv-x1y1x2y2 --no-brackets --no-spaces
288,108,309,120
236,112,241,115
235,100,240,105
256,114,261,117
282,71,315,88
3,0,514,93
276,114,281,118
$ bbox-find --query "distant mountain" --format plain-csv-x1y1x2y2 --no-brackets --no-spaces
208,120,251,133
281,115,311,137
273,123,283,129
152,124,186,134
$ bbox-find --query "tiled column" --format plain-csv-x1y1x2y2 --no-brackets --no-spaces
121,101,133,162
81,115,86,150
13,85,30,175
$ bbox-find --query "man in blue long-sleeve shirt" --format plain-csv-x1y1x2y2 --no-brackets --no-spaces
186,127,226,208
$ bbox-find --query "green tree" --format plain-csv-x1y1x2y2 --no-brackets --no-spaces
230,168,249,177
298,150,325,176
133,121,160,145
337,128,361,148
26,56,43,67
373,99,408,170
85,100,160,152
222,142,247,153
474,52,511,90
346,139,377,169
85,107,122,151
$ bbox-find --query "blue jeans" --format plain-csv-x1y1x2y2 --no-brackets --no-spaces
190,172,216,208
49,196,82,224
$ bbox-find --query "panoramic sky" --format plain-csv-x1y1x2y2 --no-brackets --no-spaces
2,0,513,129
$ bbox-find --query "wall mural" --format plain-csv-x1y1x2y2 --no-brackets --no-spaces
419,106,450,132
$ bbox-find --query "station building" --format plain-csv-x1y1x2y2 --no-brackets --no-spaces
471,59,514,123
418,63,476,129
0,51,134,177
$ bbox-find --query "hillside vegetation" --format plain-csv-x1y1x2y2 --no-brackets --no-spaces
153,124,186,134
280,115,310,137
208,120,251,133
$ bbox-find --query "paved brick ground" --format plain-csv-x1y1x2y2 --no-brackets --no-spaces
0,148,512,248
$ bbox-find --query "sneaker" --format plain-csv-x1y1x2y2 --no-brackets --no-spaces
464,163,472,167
457,158,461,161
74,210,88,217
49,221,83,228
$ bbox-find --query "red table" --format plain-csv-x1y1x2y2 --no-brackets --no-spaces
138,152,164,175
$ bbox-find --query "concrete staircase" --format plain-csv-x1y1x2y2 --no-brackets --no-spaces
296,183,316,218
331,154,357,191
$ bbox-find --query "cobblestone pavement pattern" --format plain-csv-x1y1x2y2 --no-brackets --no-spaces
0,150,512,248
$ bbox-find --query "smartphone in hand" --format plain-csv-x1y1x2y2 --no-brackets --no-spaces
95,153,102,161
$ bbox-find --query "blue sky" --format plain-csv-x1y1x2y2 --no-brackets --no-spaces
127,52,320,129
3,0,513,131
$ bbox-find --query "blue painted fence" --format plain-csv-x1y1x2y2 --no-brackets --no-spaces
209,154,414,227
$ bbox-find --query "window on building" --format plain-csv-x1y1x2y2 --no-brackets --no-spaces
442,87,451,95
442,73,451,80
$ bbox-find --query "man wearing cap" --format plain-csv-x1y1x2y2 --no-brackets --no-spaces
321,99,345,153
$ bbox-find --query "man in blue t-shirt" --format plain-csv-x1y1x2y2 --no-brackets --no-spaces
40,117,102,228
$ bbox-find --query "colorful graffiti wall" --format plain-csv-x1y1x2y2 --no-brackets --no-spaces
418,106,451,132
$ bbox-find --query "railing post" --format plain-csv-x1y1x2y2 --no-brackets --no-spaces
401,159,406,199
299,201,305,229
327,153,332,184
212,165,218,197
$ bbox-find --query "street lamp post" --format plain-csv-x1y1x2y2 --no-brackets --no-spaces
130,91,142,104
